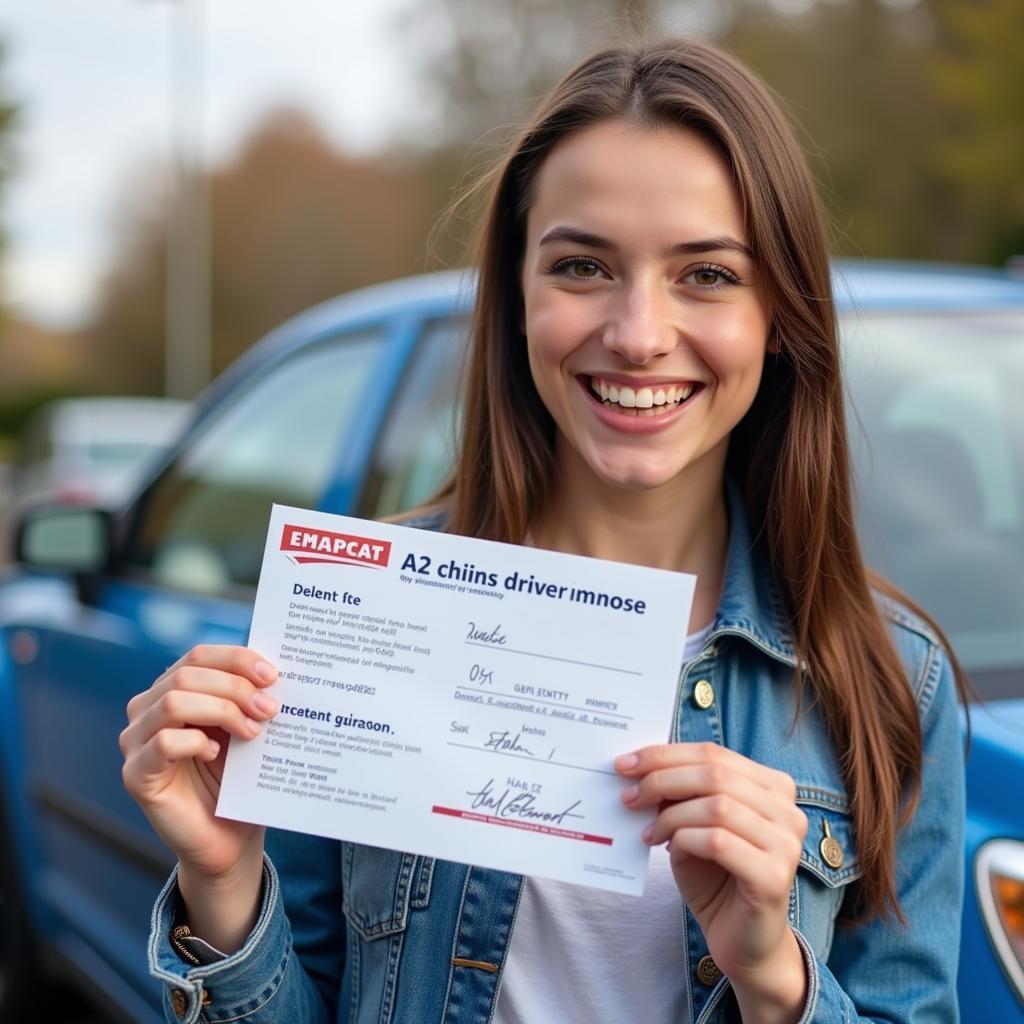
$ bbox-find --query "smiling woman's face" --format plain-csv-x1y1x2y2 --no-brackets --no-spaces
520,118,772,493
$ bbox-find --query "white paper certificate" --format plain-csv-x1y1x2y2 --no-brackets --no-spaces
217,505,696,894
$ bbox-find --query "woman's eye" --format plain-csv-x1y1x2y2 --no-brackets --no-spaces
552,257,605,280
686,264,739,289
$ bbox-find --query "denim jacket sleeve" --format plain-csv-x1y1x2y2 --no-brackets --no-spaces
792,636,966,1023
148,829,344,1023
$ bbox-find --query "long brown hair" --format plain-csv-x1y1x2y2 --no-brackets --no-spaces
433,38,966,921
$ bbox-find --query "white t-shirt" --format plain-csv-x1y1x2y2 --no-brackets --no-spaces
493,626,711,1024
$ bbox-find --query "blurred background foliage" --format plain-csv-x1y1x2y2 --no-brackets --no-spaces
0,39,18,318
1,0,1022,428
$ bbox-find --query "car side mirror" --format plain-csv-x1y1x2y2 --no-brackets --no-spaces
16,505,112,575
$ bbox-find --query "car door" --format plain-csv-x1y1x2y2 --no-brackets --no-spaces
13,325,393,1020
356,316,468,521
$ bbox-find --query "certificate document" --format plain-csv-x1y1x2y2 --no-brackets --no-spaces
217,505,696,894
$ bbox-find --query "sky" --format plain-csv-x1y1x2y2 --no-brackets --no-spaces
0,0,421,329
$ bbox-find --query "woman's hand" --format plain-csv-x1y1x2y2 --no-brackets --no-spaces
120,644,280,882
617,742,809,1020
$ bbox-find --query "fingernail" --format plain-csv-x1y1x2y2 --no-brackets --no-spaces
252,693,279,715
209,740,221,757
622,784,640,804
255,660,277,683
617,753,639,771
245,717,262,736
641,823,654,843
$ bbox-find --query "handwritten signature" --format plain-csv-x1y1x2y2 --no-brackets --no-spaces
465,778,584,826
484,730,534,756
467,622,507,646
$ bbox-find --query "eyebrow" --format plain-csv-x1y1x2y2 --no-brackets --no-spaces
537,225,753,259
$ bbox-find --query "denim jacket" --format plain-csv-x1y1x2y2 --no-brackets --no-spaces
148,493,965,1023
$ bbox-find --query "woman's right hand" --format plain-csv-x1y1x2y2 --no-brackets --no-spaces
120,644,280,882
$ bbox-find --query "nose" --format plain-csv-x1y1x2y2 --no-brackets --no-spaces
601,284,676,365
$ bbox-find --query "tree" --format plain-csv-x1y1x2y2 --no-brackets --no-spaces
723,0,962,260
0,39,17,262
927,0,1024,261
0,37,20,353
401,0,1024,264
726,0,1024,263
394,0,730,149
83,110,441,392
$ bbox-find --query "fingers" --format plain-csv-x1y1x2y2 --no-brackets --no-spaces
130,664,277,730
616,743,808,886
643,793,804,862
121,724,222,804
179,644,279,686
129,645,277,719
120,646,280,769
134,688,268,747
132,727,222,781
617,742,796,801
664,827,797,901
124,645,277,730
623,764,799,828
121,684,270,797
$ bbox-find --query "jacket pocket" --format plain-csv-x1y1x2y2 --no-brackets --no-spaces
341,842,435,942
792,790,862,957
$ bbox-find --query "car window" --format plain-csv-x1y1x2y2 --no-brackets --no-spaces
83,442,162,472
123,330,385,594
844,311,1024,685
357,317,468,520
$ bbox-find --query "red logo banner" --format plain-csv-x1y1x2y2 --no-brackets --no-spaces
280,524,391,569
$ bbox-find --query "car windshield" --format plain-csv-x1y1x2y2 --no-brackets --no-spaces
844,310,1024,695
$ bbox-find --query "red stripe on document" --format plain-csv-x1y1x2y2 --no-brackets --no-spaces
432,805,613,845
288,555,383,568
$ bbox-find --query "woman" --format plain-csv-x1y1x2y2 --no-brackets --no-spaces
121,38,966,1023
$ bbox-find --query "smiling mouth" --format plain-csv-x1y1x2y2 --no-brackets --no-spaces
586,375,701,416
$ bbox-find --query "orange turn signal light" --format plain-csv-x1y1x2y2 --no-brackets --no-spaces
977,839,1024,1002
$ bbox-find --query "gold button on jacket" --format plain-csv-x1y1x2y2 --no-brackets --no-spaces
696,954,723,986
170,988,188,1018
693,679,715,710
820,819,844,869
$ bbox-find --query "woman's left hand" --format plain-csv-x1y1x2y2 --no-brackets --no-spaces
617,742,809,1008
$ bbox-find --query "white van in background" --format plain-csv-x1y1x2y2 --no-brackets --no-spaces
1,397,190,559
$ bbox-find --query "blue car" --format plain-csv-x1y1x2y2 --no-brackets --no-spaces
1,263,1022,1022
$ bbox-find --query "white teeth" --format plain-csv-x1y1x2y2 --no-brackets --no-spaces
589,376,696,411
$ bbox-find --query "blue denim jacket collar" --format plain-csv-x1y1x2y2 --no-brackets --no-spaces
710,480,799,669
